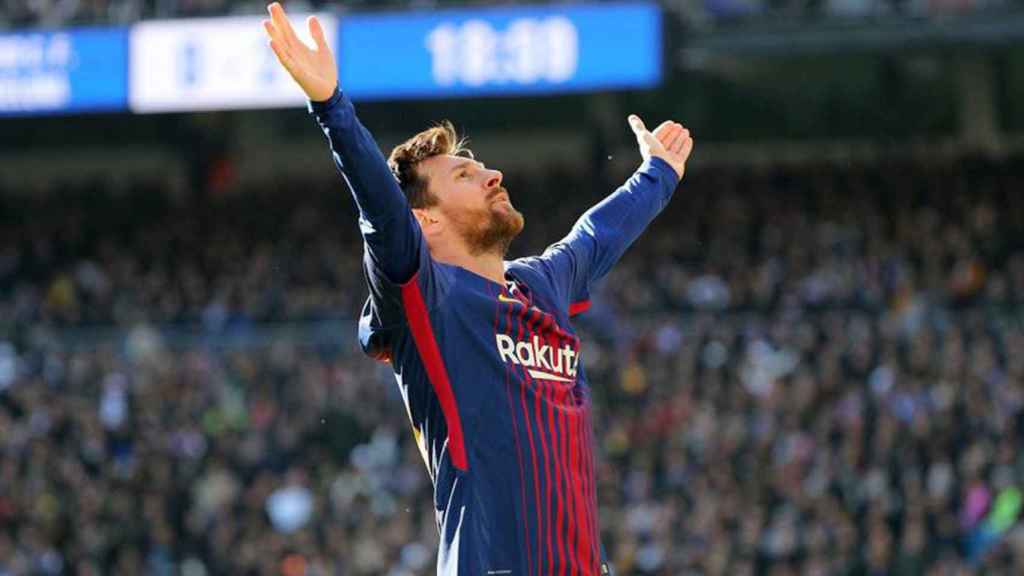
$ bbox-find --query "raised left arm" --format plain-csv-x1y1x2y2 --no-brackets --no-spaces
536,116,694,310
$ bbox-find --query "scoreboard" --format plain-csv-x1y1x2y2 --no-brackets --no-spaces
129,14,337,113
339,2,661,100
0,2,662,116
0,27,128,115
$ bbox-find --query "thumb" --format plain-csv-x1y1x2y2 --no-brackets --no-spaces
644,131,661,149
628,114,647,137
308,15,328,51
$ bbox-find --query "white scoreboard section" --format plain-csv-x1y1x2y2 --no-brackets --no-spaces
129,14,337,113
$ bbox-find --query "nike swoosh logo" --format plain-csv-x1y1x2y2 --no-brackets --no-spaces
527,369,574,383
497,294,521,305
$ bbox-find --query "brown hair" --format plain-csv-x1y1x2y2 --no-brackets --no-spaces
387,121,472,209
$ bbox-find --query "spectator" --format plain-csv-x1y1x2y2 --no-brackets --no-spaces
1,154,1024,573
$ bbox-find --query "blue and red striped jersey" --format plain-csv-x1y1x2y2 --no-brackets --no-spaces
310,89,679,575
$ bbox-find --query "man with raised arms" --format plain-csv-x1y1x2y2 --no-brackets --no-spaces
263,4,693,573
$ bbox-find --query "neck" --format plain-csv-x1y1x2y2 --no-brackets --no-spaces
433,249,506,284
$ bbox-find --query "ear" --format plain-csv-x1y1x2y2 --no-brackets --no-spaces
412,208,443,238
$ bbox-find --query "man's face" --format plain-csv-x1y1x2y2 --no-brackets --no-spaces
418,154,524,256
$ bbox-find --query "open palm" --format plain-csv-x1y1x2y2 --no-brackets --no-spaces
629,115,694,181
262,2,337,102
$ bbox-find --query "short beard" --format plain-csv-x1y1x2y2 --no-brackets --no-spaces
452,187,525,257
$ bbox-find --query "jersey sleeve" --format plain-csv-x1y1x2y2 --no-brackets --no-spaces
537,157,679,312
308,87,423,287
308,88,449,356
358,238,452,361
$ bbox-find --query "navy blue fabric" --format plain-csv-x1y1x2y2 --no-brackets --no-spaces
310,88,678,575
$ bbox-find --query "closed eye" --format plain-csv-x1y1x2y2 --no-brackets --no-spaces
450,160,484,180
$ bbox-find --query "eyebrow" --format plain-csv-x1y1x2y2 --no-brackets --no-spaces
448,159,483,174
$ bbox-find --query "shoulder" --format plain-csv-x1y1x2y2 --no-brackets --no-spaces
505,256,547,279
505,256,559,296
433,260,461,281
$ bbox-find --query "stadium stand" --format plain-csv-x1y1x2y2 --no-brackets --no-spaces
2,154,1024,574
4,0,1021,31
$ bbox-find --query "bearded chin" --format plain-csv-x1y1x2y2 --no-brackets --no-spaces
462,206,525,257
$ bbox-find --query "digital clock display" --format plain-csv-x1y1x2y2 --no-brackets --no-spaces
338,2,661,100
425,17,579,87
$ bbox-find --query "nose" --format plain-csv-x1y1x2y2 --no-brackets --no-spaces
484,168,503,189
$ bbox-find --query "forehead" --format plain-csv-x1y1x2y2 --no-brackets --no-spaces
420,154,479,181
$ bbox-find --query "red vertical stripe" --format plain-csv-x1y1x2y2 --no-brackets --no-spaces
559,386,577,576
556,325,573,575
582,410,600,573
578,410,592,574
577,411,594,573
571,410,587,570
569,405,585,569
527,311,555,575
549,380,567,575
538,314,563,575
523,309,547,576
574,413,588,572
514,303,542,576
547,315,568,576
577,413,593,573
590,414,601,571
400,275,468,471
497,288,532,573
541,323,564,576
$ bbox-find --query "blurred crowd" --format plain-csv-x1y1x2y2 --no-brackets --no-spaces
3,0,1019,33
2,153,1024,574
1,0,298,30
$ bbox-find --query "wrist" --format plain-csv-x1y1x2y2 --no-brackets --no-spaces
310,83,338,103
307,85,343,114
643,156,682,183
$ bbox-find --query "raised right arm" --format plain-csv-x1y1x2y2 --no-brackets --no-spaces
263,2,419,283
309,89,420,283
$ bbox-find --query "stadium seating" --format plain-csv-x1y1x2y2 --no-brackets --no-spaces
2,155,1024,574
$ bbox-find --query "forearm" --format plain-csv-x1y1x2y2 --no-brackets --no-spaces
308,88,419,283
308,88,408,223
572,157,679,278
